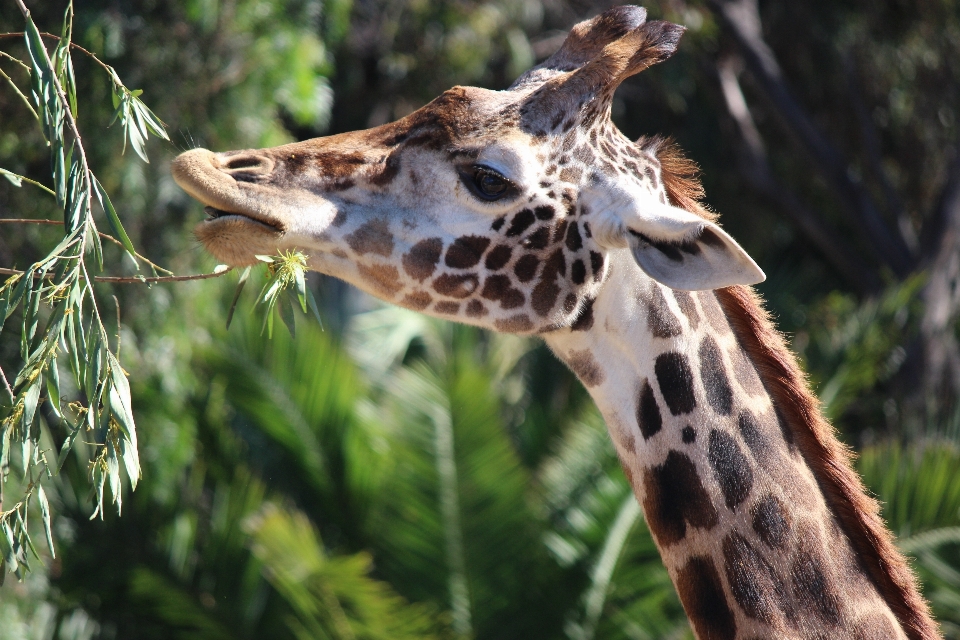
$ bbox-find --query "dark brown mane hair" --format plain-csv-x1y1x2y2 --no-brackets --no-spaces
647,139,938,639
638,135,716,222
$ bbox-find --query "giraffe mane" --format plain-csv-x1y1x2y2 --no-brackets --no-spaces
638,135,716,222
717,285,938,639
648,139,937,638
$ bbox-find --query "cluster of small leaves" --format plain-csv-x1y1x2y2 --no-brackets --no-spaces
227,251,323,339
0,2,167,580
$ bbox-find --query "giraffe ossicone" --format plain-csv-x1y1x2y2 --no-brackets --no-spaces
172,6,939,639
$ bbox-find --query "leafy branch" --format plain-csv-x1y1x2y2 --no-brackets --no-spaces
0,0,171,581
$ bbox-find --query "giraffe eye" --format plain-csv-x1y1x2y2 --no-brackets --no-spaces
460,165,514,202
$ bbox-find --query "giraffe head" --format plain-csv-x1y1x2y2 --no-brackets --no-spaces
172,5,764,334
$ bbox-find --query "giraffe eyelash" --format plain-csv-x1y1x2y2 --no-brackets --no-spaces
457,164,519,203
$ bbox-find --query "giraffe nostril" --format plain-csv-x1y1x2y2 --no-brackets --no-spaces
219,153,274,183
223,155,266,171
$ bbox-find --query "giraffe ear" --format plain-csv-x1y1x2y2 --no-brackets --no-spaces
584,184,765,290
626,215,766,290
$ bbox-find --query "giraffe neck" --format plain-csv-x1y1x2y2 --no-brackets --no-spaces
544,250,910,640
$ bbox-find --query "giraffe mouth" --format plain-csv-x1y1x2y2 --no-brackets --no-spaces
201,206,284,233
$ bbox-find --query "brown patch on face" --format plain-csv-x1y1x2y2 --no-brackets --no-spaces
570,296,594,331
465,299,488,317
522,226,551,250
432,273,479,298
331,248,348,259
368,150,401,186
434,301,460,315
358,263,402,296
480,274,525,309
288,150,366,178
534,205,555,220
401,290,433,310
643,450,719,546
559,166,583,183
484,245,512,270
402,237,443,281
514,254,540,282
506,209,536,237
565,349,605,387
531,251,563,317
494,314,534,333
589,251,605,281
346,219,395,257
670,289,700,330
445,235,491,269
675,556,738,640
553,219,569,243
571,259,586,284
565,221,583,251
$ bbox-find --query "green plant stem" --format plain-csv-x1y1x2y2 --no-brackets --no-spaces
0,364,13,403
14,0,94,251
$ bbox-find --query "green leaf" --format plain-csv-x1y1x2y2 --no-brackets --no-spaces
46,357,62,419
37,485,55,559
0,169,22,187
305,288,324,329
56,424,79,473
92,176,137,261
0,521,18,576
226,266,251,330
22,379,41,434
279,294,297,338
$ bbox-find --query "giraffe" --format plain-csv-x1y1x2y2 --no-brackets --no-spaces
171,6,939,639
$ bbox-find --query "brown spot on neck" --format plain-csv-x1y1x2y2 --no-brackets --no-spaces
565,349,605,387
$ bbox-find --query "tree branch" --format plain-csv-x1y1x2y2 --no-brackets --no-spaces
708,0,915,277
716,57,881,294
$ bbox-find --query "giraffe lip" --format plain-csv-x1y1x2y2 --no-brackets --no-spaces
202,206,283,233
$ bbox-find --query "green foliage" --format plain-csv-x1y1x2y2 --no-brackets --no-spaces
246,503,440,640
859,441,960,637
0,1,171,581
795,275,925,423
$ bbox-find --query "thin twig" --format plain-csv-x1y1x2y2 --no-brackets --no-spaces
0,364,14,403
0,218,173,274
0,172,56,196
0,32,113,75
0,265,232,283
0,49,31,71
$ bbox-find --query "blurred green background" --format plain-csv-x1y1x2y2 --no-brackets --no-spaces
1,0,960,638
